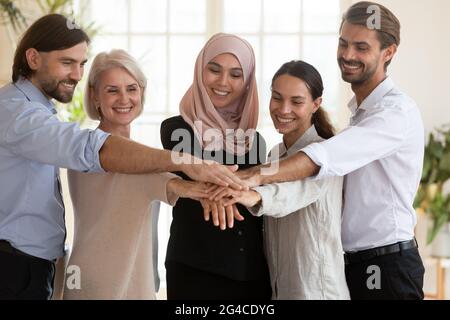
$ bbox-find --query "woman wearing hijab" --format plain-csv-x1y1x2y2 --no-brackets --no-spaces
160,33,271,300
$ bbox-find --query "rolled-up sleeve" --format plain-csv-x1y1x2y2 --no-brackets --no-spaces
0,100,110,173
301,104,408,180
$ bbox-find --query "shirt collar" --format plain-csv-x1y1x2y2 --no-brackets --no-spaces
285,125,320,156
269,125,320,160
347,77,395,115
14,77,57,114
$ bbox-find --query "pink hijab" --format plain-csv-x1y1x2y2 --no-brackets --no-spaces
180,33,259,156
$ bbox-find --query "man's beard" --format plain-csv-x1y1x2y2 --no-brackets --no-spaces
40,78,77,103
338,58,377,86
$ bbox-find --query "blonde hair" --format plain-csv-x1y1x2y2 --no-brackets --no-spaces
84,49,147,120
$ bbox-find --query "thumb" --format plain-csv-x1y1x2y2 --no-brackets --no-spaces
227,165,239,172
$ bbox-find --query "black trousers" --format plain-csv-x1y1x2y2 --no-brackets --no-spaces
345,247,425,300
0,247,55,300
166,261,272,300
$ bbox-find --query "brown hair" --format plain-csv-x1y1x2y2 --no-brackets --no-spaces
340,1,400,69
12,14,90,82
272,60,335,140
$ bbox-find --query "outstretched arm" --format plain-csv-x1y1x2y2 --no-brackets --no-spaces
232,151,319,188
99,135,246,189
239,105,410,188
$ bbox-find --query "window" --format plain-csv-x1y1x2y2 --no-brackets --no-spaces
76,0,342,290
82,0,342,149
223,0,342,149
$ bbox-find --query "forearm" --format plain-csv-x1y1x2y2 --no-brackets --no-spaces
99,135,185,174
252,179,321,218
249,151,320,186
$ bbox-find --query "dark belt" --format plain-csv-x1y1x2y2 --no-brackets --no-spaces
344,239,418,265
0,240,42,260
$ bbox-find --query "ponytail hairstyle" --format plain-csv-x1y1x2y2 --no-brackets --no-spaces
272,60,335,139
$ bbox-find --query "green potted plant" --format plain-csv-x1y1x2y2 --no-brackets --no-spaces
414,125,450,255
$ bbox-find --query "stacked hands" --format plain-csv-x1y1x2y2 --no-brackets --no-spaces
168,160,263,230
200,182,262,230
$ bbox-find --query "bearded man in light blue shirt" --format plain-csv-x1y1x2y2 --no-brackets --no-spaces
0,14,245,300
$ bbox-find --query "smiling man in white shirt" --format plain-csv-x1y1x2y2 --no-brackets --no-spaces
237,1,425,300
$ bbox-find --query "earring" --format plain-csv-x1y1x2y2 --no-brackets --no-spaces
96,106,102,120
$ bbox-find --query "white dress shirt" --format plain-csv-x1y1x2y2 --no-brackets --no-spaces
302,77,424,252
249,126,350,300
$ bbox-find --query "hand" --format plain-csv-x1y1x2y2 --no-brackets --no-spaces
206,185,233,201
204,168,261,199
236,167,262,188
167,179,210,200
199,199,244,230
181,158,248,191
207,187,261,208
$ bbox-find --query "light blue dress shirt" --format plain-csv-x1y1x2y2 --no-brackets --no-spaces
0,78,110,261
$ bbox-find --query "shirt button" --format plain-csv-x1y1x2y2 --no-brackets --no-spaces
238,230,242,236
239,248,244,252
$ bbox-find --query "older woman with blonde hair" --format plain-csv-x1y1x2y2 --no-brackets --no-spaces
63,49,208,300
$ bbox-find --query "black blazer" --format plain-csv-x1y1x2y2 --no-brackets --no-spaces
160,115,270,281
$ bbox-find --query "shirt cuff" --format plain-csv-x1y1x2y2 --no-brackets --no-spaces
301,142,329,181
247,186,274,217
87,129,111,173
